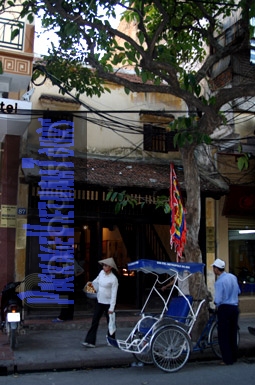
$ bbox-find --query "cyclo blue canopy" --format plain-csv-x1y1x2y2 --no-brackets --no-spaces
128,259,205,276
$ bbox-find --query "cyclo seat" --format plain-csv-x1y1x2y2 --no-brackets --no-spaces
138,316,158,335
165,295,193,323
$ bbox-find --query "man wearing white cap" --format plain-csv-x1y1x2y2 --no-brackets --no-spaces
211,258,240,365
82,258,118,348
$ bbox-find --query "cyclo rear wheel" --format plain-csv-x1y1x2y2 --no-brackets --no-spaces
209,322,221,358
209,321,240,359
151,325,191,372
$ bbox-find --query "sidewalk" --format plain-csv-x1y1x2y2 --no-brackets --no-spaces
0,310,255,375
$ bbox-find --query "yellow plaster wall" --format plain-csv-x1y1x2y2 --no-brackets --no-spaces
15,181,28,281
28,77,186,158
216,197,229,270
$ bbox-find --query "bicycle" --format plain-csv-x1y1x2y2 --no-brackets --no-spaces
194,306,240,358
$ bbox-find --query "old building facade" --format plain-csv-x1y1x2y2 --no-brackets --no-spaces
0,5,254,313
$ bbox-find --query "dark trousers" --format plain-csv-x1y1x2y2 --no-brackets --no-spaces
85,301,115,345
218,304,239,364
58,291,75,320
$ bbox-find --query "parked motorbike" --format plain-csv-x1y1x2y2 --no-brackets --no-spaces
1,281,23,349
237,267,255,284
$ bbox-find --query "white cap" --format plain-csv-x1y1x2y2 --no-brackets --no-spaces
211,258,225,269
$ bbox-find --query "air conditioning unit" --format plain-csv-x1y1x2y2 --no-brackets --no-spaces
0,75,12,93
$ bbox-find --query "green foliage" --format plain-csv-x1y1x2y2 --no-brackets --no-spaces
155,195,170,214
106,190,140,214
182,73,201,97
237,153,251,171
10,28,20,41
170,117,212,148
0,0,246,99
1,0,252,173
33,48,110,98
10,21,24,42
106,190,170,214
27,13,34,23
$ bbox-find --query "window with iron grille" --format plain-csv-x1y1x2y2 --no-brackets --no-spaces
143,124,178,153
41,111,74,155
43,111,73,123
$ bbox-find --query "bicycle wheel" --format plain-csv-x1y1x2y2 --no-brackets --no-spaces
133,351,153,365
132,336,153,364
209,322,240,359
151,326,191,372
209,322,221,358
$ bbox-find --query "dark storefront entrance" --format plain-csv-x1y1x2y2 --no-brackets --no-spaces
25,183,173,310
24,180,208,313
73,217,173,308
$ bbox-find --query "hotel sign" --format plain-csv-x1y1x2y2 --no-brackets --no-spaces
0,98,32,141
0,101,18,114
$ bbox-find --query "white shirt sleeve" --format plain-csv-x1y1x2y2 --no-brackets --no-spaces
95,271,118,312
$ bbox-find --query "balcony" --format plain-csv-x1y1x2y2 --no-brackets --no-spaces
0,17,24,51
0,16,33,88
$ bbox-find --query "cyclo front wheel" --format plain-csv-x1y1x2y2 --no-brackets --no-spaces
151,325,191,372
133,351,153,365
132,337,153,364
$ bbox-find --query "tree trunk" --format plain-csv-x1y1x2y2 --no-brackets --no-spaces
180,145,209,339
180,145,201,264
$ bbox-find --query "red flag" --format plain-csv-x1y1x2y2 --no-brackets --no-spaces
170,163,187,262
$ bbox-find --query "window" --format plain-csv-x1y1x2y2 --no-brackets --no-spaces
143,124,178,153
229,229,255,295
42,111,73,142
43,111,73,124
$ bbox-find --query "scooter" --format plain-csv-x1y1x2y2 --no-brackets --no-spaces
1,281,23,349
237,267,255,284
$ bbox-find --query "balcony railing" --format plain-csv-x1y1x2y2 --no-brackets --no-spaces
0,17,24,50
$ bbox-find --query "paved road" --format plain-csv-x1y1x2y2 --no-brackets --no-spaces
4,358,255,385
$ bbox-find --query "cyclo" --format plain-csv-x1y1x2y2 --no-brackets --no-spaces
108,259,225,373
